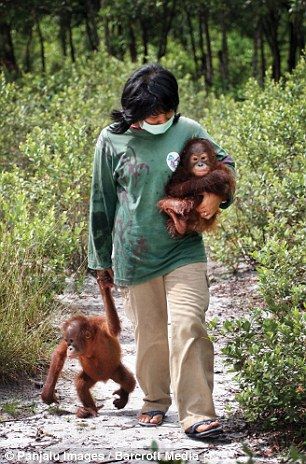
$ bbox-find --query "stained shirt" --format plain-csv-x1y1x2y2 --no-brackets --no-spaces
88,116,235,286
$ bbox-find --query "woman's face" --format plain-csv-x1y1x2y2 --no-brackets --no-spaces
143,110,175,125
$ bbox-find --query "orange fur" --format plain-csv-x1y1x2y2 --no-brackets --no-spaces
41,288,136,418
158,138,235,237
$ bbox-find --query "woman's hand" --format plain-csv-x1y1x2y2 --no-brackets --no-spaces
196,193,223,219
96,268,114,288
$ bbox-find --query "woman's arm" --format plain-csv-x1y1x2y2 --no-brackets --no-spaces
88,133,118,270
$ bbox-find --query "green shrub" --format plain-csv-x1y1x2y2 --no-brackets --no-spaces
223,307,305,427
202,59,305,428
0,52,134,379
0,169,79,380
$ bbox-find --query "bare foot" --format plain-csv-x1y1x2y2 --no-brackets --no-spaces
185,419,222,439
195,420,220,433
76,406,98,418
138,412,164,425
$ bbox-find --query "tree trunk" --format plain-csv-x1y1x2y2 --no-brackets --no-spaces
0,21,19,76
173,23,188,48
68,23,75,62
59,16,67,57
128,25,137,62
36,20,45,73
253,24,265,86
59,10,75,62
106,21,122,58
104,17,112,55
287,4,305,72
288,20,298,72
218,14,229,90
253,26,259,80
185,9,199,75
259,27,266,86
140,21,149,63
24,26,33,73
203,11,213,87
198,14,207,84
263,10,281,81
198,8,213,88
85,0,100,51
116,24,125,60
157,0,177,60
85,16,96,51
299,20,305,50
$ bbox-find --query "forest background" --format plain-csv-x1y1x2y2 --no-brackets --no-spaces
0,0,305,454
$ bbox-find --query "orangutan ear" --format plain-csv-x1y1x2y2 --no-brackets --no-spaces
83,330,92,340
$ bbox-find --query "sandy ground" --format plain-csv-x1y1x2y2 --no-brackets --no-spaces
0,262,284,464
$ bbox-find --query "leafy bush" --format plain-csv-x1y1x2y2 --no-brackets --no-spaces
0,51,135,379
223,307,305,427
0,169,78,381
202,59,305,428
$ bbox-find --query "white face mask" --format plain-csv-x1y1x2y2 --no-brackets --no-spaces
140,115,174,135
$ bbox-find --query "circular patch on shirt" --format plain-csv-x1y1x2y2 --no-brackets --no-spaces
166,152,180,172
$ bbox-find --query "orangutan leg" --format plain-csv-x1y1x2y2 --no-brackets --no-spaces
158,198,194,216
158,198,195,236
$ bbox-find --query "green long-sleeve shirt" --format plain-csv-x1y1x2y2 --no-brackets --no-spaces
88,116,235,286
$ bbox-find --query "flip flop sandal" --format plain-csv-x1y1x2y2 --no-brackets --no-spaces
186,419,223,439
138,410,166,427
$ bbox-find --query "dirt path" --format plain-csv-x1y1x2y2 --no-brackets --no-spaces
0,262,283,464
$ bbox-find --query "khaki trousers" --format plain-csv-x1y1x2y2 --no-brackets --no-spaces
122,262,216,431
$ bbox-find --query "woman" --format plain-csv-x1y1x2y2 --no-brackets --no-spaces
88,64,235,439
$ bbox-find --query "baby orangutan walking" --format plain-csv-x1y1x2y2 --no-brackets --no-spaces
41,271,136,418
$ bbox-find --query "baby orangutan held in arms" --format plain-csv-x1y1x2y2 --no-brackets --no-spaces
41,270,136,418
158,138,235,237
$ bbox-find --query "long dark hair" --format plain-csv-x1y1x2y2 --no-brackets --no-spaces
110,64,180,134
